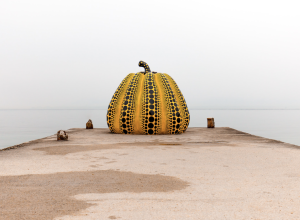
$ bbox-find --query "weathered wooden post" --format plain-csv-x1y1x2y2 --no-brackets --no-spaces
86,119,93,129
207,118,215,128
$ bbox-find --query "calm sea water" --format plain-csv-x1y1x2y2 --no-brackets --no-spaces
0,110,299,149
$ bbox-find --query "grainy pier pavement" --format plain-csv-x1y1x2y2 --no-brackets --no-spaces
1,127,300,220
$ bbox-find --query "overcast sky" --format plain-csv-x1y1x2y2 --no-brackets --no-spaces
0,0,299,109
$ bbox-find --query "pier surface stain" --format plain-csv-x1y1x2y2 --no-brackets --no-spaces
33,141,231,156
0,170,188,220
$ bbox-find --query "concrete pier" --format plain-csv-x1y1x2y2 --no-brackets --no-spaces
1,127,300,220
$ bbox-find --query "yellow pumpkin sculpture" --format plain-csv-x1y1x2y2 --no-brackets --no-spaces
107,61,190,135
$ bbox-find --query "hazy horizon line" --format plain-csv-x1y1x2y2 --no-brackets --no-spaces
1,109,300,111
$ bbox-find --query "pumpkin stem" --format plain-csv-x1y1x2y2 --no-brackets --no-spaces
138,61,151,74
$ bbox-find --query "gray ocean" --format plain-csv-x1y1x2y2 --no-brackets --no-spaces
0,110,300,149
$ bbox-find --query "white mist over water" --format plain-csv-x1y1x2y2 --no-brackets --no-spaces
1,110,300,149
1,1,300,110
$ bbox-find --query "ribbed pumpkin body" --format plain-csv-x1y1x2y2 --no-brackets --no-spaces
107,72,190,135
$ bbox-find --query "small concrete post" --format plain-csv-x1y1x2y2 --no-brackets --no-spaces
207,118,215,128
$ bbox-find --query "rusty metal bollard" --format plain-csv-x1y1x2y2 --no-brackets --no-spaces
207,118,215,128
86,119,93,129
57,130,68,140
